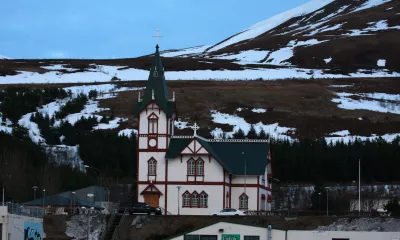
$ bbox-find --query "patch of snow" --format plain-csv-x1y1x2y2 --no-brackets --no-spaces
65,215,105,240
43,145,85,170
328,84,353,88
319,5,350,22
213,50,269,63
18,113,45,143
210,110,294,140
319,23,345,33
236,108,246,112
1,66,399,83
161,45,210,57
0,112,13,134
329,130,350,136
324,57,332,64
332,92,400,114
377,59,386,67
42,64,79,72
386,7,393,10
345,20,400,36
0,125,13,134
93,117,127,130
56,100,108,126
251,108,267,113
38,99,69,118
0,55,11,59
352,0,392,13
266,47,294,65
118,128,137,137
206,0,335,52
64,84,144,98
326,133,400,144
316,218,400,232
174,120,189,130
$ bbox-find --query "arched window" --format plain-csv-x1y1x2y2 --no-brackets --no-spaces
191,191,199,207
182,191,191,207
200,191,208,208
196,158,204,176
148,113,158,134
148,158,157,176
239,193,248,209
153,71,158,77
187,158,196,176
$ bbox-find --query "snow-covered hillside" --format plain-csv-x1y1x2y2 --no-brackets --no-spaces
0,55,10,59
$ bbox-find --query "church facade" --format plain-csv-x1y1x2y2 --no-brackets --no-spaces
136,44,272,215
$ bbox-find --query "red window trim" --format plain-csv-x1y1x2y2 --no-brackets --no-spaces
147,158,157,176
239,192,249,210
187,157,205,177
181,190,208,208
147,113,159,134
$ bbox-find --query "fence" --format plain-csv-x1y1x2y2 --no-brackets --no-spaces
6,202,44,218
245,210,383,217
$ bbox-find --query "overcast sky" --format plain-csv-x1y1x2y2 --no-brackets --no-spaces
0,0,309,59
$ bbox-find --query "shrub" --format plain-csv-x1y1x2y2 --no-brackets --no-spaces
55,93,88,119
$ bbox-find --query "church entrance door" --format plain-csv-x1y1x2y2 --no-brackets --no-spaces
144,194,160,207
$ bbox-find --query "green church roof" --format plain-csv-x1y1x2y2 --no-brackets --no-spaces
166,137,269,175
136,44,174,116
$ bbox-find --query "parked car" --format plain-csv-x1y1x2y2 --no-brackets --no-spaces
211,208,247,216
117,202,162,215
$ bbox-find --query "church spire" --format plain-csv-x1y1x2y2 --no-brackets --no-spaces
137,40,172,116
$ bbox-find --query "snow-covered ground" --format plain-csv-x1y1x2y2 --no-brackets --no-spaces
332,92,400,114
206,0,335,52
118,128,138,137
315,218,400,232
161,45,210,57
0,55,10,59
65,214,106,240
352,0,392,13
210,50,269,63
1,63,399,83
210,110,295,140
208,109,400,143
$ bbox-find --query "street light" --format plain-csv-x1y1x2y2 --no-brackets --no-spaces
72,192,76,213
318,192,321,213
176,186,181,215
325,187,330,216
32,186,38,200
42,189,46,214
84,165,102,187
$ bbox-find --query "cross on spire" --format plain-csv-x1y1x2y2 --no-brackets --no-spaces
190,123,200,136
152,29,163,45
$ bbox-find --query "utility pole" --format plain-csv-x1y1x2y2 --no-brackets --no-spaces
359,158,361,215
2,187,4,206
176,186,181,215
325,187,330,216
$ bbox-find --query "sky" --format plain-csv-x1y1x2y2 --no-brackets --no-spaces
0,0,310,59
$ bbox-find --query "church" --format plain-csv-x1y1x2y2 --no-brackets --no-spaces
135,44,273,215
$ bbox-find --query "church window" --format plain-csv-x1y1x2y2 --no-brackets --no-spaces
149,119,158,134
187,158,196,176
148,158,157,176
239,193,248,209
196,158,204,176
153,71,158,77
183,191,191,207
200,191,208,208
191,191,199,207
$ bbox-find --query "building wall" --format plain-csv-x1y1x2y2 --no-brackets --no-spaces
167,155,223,182
286,230,400,240
167,185,224,215
0,209,43,240
230,186,257,210
169,222,268,240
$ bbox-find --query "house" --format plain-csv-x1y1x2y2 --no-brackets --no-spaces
164,221,400,240
135,44,272,215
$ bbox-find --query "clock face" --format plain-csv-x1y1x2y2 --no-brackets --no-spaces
149,139,157,147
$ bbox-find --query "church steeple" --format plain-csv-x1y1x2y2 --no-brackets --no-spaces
137,44,172,116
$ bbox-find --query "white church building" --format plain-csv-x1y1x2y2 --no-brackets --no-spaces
135,44,273,215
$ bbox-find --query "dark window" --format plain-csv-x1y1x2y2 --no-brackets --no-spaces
332,239,350,240
244,236,260,240
184,235,217,240
184,235,199,240
200,236,217,240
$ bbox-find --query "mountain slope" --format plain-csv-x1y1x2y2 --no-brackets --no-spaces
165,0,400,72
